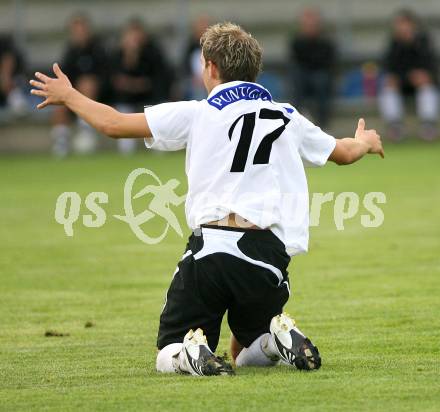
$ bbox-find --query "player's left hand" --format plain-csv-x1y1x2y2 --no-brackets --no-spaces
30,63,72,109
355,118,385,159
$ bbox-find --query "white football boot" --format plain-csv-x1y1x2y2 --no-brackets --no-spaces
270,313,321,370
182,328,234,376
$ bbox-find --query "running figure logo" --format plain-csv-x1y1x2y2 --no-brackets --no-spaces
114,168,186,244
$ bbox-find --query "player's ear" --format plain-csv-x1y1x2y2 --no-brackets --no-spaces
209,61,220,81
206,60,213,78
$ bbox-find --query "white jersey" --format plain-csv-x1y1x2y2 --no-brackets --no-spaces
144,81,336,256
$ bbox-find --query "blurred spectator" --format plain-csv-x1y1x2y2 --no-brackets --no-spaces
52,13,108,157
110,19,173,154
289,8,336,128
182,16,209,100
0,35,27,114
340,62,379,100
379,9,438,141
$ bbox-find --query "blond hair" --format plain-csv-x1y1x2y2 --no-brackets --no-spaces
200,22,263,83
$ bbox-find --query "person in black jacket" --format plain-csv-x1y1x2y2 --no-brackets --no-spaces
51,13,108,156
379,9,438,141
289,8,336,128
109,18,174,153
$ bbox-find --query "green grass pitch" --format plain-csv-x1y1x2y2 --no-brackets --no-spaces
1,141,439,411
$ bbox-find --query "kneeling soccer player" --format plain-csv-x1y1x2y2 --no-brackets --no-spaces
30,22,384,376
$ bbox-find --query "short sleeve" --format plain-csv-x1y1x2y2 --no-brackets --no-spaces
297,114,336,167
144,100,199,151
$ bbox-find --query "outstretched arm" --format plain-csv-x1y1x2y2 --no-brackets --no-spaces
329,118,384,165
30,63,150,139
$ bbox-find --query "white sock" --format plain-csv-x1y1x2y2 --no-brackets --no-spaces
51,125,71,157
379,86,404,123
235,333,279,367
156,343,189,373
416,85,439,122
261,332,279,358
73,118,97,153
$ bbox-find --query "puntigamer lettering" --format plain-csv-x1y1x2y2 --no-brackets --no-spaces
208,82,273,110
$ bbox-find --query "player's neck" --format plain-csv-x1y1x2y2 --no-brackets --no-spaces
206,79,224,95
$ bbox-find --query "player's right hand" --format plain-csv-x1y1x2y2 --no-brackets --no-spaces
355,118,385,158
29,63,73,109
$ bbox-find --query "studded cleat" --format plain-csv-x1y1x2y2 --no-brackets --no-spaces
182,328,235,376
270,313,321,370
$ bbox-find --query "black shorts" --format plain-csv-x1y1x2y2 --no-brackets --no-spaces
157,225,291,351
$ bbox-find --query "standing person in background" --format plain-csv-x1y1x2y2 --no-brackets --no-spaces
51,13,108,157
0,35,27,114
182,15,210,100
289,8,336,129
379,9,438,141
110,19,173,154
